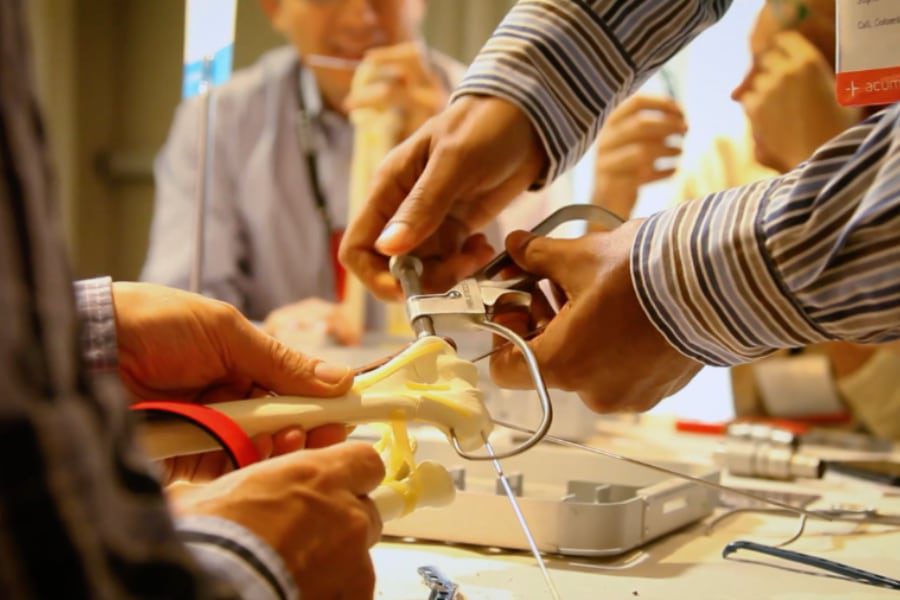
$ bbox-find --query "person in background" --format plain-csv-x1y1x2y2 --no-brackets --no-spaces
590,93,687,219
591,1,860,219
1,1,385,597
141,0,492,345
340,0,900,418
588,0,899,439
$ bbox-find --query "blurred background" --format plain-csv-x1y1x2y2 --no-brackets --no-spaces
26,0,766,420
26,0,759,285
26,0,517,281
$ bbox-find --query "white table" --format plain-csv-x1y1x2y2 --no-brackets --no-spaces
371,416,900,599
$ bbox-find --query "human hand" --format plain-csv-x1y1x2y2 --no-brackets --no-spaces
161,427,307,486
732,31,862,173
263,297,362,346
176,441,385,599
489,225,703,412
345,42,449,140
592,95,686,219
339,95,545,300
113,282,352,448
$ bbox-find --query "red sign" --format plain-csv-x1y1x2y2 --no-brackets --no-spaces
837,65,900,107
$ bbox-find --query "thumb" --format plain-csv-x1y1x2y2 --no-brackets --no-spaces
375,145,460,256
505,231,584,292
223,317,354,397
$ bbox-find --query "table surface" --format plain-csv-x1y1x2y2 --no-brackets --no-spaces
277,335,900,598
369,415,900,599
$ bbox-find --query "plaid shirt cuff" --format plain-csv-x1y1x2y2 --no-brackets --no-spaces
73,276,119,373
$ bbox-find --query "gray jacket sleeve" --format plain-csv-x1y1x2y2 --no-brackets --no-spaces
141,95,248,311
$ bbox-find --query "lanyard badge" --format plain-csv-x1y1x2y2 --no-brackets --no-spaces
835,2,900,106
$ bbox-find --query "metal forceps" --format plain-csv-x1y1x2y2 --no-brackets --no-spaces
389,204,625,461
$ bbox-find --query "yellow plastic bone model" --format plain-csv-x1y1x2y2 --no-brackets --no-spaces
139,337,490,519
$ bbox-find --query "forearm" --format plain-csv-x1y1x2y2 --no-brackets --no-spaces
591,173,639,221
453,0,730,183
632,107,900,365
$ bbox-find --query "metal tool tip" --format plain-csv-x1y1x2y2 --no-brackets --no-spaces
389,255,423,279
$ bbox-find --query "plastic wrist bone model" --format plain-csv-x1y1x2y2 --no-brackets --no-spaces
135,64,472,521
136,337,488,521
136,204,625,522
138,50,628,524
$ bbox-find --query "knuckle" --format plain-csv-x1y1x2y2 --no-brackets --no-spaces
337,242,355,268
346,506,375,543
637,146,655,164
355,444,387,479
274,340,313,378
212,300,241,328
523,238,551,267
286,457,322,484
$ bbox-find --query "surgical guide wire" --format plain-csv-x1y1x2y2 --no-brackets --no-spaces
491,418,830,521
483,434,561,600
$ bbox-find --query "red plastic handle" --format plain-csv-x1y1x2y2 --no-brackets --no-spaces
132,400,260,469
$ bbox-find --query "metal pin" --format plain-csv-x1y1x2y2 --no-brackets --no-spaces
496,472,524,497
483,434,561,600
389,255,435,338
491,418,831,521
468,325,546,364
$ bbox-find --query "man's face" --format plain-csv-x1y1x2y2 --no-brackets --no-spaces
730,5,783,169
265,0,423,109
730,1,836,171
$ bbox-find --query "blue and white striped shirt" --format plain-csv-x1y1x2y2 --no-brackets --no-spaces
456,0,900,365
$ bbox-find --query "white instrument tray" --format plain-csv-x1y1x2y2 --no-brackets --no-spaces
380,437,719,557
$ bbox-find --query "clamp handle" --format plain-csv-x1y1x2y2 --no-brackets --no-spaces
473,204,624,285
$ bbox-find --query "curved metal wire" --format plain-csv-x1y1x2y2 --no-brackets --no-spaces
706,508,810,547
450,319,553,460
450,205,624,461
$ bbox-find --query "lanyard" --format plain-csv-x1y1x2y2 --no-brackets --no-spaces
295,66,346,300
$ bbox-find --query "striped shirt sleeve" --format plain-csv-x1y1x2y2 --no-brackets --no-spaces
453,0,732,183
178,517,298,600
633,106,900,366
73,276,119,373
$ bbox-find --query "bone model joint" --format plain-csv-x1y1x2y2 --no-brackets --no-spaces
370,421,456,520
139,337,488,518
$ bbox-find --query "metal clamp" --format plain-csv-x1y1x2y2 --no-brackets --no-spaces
390,204,625,462
473,203,625,285
391,257,550,461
